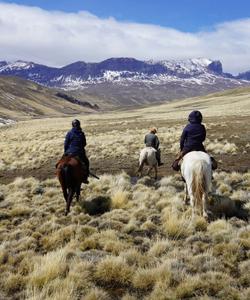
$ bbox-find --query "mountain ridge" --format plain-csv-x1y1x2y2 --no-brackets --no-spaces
0,57,250,106
0,57,247,86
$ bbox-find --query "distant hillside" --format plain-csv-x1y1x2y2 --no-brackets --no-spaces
0,76,101,121
136,86,250,119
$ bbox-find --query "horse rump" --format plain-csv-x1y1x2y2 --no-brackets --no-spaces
138,147,158,179
181,151,212,218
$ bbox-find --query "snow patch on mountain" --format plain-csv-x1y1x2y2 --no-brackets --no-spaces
0,118,15,127
0,60,35,72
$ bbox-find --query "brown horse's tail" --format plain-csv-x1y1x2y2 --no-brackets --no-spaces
62,164,74,189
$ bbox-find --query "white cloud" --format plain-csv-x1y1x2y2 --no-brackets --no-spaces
0,3,250,74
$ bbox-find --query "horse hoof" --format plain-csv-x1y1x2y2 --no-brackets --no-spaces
203,213,208,220
65,211,69,216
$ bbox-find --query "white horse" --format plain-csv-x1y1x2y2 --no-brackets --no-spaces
138,147,158,179
181,151,212,218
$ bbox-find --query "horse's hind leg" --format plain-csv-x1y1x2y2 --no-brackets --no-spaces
138,162,144,177
202,193,209,219
65,188,74,216
147,167,152,176
63,188,68,202
154,165,157,180
76,184,81,202
190,194,196,219
184,184,189,205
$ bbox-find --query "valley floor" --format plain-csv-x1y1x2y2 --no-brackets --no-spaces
1,115,249,184
0,106,249,299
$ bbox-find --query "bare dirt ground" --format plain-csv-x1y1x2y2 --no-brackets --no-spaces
1,115,249,184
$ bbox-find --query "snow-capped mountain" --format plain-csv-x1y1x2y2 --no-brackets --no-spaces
0,57,226,87
0,57,249,106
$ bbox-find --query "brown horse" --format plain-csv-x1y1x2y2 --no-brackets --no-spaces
56,155,87,215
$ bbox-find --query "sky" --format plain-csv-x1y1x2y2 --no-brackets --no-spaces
0,1,250,73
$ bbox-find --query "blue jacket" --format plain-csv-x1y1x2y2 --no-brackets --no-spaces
64,127,86,156
180,115,206,151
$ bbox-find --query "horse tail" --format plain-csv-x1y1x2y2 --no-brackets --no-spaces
62,165,73,188
191,161,207,210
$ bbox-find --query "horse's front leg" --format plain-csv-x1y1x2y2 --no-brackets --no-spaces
65,188,74,216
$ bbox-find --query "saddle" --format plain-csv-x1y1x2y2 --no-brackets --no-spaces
172,151,217,171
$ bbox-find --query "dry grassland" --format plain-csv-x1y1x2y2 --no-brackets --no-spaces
0,89,250,299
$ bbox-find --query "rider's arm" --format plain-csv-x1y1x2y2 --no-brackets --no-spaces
155,135,160,149
180,127,187,150
64,131,71,153
82,132,87,148
201,125,206,142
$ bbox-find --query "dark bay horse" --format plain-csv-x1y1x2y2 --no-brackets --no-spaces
56,155,87,215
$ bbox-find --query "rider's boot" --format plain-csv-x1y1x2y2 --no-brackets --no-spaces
172,151,184,171
156,149,164,166
210,157,218,170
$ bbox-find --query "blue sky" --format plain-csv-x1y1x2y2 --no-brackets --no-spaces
2,0,250,32
0,1,250,73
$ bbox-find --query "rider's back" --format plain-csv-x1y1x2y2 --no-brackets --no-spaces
64,127,86,156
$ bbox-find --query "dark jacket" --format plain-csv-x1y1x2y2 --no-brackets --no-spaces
180,116,206,151
64,127,86,157
144,133,160,149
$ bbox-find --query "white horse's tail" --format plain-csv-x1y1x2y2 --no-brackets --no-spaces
191,160,207,211
138,148,148,172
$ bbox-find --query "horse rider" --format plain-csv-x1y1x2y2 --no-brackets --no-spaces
64,119,90,184
172,110,217,171
144,127,164,166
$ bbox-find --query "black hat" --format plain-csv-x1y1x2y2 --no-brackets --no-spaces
72,119,81,128
188,111,203,123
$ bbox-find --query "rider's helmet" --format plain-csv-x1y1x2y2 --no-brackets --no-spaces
72,119,81,128
188,111,203,124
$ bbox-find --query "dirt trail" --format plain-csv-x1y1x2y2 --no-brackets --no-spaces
1,153,249,185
